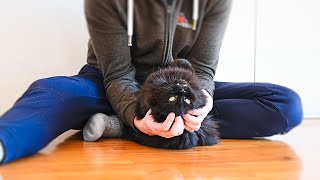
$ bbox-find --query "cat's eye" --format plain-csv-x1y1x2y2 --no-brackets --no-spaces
185,98,191,104
169,96,177,102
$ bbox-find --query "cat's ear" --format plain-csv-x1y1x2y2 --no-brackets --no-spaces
170,59,194,71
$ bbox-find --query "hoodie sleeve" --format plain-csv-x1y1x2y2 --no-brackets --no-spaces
187,0,232,97
85,0,138,128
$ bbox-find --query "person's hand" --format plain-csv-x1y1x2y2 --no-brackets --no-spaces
134,110,185,138
183,89,213,132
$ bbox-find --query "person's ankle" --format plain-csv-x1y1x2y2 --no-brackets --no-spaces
103,115,123,137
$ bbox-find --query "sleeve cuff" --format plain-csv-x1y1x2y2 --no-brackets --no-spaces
123,102,138,130
199,78,215,97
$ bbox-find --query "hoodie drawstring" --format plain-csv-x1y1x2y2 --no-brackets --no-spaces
127,0,134,46
127,0,199,46
192,0,199,30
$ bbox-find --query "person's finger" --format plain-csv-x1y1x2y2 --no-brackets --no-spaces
146,109,152,116
145,114,157,133
184,122,194,132
182,115,196,132
176,116,185,135
188,90,213,116
167,116,184,136
183,114,201,125
185,120,201,131
178,124,185,135
160,112,176,131
134,116,155,136
160,116,183,138
188,107,208,116
144,109,153,127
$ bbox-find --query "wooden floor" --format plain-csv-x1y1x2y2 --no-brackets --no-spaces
0,120,319,179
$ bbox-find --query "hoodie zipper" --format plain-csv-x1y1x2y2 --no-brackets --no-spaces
162,0,177,66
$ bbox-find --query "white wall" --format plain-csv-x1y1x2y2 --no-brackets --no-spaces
0,0,89,114
215,0,255,82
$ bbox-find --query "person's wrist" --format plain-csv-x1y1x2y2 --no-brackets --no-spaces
202,89,213,110
133,117,140,129
134,117,149,134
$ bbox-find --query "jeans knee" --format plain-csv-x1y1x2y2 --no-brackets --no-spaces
272,85,303,132
29,76,90,98
30,77,67,89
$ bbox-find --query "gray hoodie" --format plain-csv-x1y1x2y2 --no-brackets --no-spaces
85,0,232,128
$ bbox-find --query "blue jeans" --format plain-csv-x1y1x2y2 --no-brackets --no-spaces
0,65,303,164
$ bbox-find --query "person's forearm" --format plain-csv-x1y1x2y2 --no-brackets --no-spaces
85,0,140,128
186,0,232,96
106,79,139,128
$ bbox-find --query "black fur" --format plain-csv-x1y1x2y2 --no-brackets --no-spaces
122,59,219,149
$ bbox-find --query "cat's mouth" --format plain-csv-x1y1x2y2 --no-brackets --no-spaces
172,99,193,116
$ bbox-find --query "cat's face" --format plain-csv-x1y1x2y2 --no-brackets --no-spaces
142,71,205,121
138,59,207,122
159,79,197,116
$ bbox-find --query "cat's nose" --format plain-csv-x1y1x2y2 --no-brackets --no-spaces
180,88,186,93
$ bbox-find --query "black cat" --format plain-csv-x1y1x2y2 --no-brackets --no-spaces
122,59,219,149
